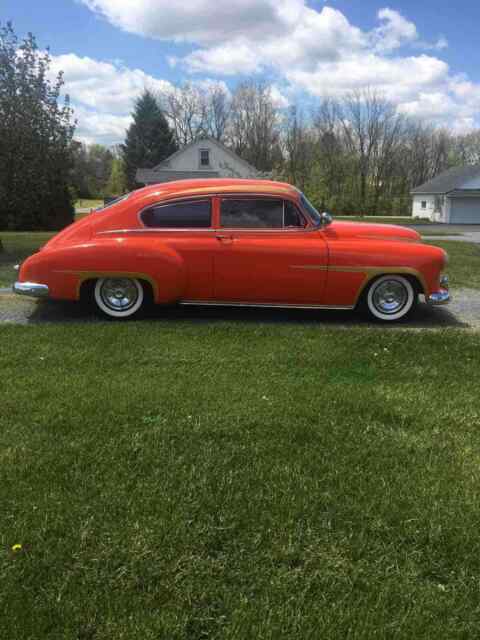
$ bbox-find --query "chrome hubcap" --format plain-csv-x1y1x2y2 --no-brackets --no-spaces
100,278,139,312
372,280,408,314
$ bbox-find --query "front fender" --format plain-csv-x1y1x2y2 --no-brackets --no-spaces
324,240,447,307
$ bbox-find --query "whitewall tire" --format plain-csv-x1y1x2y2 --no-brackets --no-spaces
94,277,144,319
364,275,416,322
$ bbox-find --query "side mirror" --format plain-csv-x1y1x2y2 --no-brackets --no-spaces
320,211,333,226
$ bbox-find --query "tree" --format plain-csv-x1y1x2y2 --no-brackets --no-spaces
122,90,177,190
227,82,281,173
0,22,75,230
105,157,127,197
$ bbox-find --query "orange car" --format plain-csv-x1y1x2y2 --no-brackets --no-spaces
14,178,449,321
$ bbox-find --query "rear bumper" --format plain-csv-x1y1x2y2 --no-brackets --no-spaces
13,282,50,298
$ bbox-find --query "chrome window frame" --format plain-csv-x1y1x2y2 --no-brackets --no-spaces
139,196,213,230
219,195,308,231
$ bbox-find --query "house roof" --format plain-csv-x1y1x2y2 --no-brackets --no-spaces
411,165,480,194
153,136,259,174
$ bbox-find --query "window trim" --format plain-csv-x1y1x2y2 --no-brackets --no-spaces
138,196,213,230
218,195,308,231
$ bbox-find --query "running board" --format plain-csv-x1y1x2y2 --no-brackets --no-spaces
179,300,354,311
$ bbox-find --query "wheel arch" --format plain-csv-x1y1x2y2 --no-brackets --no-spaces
355,268,426,308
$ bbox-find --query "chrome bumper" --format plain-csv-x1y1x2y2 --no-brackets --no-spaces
428,289,450,306
13,282,49,298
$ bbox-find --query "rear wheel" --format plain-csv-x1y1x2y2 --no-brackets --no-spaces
363,275,416,322
93,277,144,319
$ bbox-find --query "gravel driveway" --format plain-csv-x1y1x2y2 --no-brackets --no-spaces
1,288,479,329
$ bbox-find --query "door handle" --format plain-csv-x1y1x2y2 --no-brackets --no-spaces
216,234,234,243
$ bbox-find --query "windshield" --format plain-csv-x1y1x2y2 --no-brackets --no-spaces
94,193,131,213
300,193,322,225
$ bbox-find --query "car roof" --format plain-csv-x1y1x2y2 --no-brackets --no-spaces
130,178,300,202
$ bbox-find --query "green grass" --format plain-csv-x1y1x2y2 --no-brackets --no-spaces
74,199,104,211
1,322,480,638
427,240,480,289
0,232,55,287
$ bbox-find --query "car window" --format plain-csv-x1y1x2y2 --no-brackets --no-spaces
299,194,322,225
141,199,211,228
284,200,306,227
220,198,305,229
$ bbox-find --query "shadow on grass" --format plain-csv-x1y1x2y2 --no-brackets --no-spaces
18,297,468,329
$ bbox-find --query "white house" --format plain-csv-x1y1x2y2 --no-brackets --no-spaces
136,137,259,185
411,165,480,223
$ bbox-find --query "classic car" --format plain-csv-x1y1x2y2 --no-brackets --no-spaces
14,178,449,321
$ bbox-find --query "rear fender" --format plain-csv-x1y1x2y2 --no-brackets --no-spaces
35,238,186,302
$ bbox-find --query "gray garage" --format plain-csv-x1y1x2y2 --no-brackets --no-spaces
411,166,480,223
449,194,480,224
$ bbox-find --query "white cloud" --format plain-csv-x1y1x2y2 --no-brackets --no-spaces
50,54,173,114
81,0,299,43
372,8,418,52
48,54,174,144
73,1,480,135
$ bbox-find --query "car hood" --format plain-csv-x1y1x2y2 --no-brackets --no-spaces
327,220,421,242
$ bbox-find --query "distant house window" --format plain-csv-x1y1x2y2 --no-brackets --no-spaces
199,149,210,167
421,200,427,210
434,196,443,213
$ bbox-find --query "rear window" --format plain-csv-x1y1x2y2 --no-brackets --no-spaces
95,193,131,212
141,199,211,228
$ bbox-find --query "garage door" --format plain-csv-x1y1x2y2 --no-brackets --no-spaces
449,198,480,223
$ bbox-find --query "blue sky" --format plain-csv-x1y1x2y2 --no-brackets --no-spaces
3,0,479,144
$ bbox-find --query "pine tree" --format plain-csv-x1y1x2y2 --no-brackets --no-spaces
122,90,177,190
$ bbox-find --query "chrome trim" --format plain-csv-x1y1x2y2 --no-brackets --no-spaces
13,282,49,298
98,228,216,235
428,289,450,306
98,226,317,235
179,300,354,310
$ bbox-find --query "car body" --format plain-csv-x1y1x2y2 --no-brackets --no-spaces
14,178,450,321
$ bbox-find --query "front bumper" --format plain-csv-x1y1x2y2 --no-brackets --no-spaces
428,289,450,305
13,282,50,298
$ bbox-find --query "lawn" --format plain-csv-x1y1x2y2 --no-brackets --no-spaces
426,240,480,290
0,232,54,287
1,322,480,638
74,199,104,211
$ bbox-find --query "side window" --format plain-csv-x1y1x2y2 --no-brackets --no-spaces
284,200,306,227
141,199,211,228
221,198,283,228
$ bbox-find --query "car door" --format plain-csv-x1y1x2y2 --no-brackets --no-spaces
213,196,329,305
139,197,217,301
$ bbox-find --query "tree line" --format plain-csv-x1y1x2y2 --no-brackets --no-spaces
2,21,480,231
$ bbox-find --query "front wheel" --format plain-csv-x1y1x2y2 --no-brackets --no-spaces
362,275,417,322
93,277,145,319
